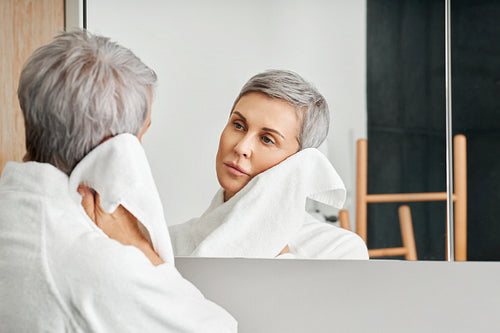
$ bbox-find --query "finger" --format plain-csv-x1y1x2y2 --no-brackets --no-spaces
91,191,116,231
78,185,96,222
93,191,107,219
115,204,138,222
93,192,119,225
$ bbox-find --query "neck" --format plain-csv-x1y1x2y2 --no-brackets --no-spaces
223,190,235,202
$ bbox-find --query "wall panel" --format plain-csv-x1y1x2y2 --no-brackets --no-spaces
0,0,64,173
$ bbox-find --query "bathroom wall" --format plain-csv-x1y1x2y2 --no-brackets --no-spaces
86,0,367,226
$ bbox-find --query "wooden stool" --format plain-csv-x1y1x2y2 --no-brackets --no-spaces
338,135,467,261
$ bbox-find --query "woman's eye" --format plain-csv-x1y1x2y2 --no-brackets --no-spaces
262,136,275,144
233,122,244,130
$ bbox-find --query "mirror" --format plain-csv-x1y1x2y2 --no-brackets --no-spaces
86,0,367,226
450,0,499,261
365,0,448,259
85,0,492,260
86,0,369,235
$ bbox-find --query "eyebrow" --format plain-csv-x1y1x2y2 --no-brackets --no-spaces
232,111,247,122
232,111,285,139
262,127,285,139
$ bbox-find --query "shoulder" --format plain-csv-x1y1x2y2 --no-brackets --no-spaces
289,216,369,259
39,199,182,326
1,167,236,331
49,226,237,332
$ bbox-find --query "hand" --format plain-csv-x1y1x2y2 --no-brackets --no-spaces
78,185,164,266
277,245,291,257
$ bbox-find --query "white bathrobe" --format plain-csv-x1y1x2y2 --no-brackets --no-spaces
0,135,236,332
169,149,368,259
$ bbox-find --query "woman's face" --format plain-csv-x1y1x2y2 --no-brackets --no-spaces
216,92,301,201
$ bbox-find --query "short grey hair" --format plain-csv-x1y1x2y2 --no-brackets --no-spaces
18,30,157,174
231,69,330,149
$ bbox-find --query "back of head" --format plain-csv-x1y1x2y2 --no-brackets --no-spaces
18,30,157,174
232,69,330,149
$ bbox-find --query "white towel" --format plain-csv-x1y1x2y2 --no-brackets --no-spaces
68,134,174,264
170,148,346,258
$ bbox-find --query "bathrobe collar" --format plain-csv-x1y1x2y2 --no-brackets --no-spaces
0,161,69,198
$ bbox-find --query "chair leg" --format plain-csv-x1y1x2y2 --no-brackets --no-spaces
454,134,467,261
398,205,417,260
356,139,368,242
338,209,351,231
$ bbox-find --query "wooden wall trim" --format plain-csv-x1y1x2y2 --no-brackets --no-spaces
0,0,64,173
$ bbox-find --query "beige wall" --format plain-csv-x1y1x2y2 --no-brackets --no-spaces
0,0,64,173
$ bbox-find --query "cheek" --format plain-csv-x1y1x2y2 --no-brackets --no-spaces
216,129,231,164
254,150,295,175
218,128,234,153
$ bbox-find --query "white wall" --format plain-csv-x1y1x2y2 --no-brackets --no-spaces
86,0,366,226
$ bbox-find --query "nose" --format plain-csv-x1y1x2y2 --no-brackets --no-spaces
233,134,253,158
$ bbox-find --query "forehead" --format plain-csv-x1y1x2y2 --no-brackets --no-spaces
232,92,301,135
234,92,299,116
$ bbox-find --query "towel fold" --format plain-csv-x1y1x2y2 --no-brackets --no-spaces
170,148,346,258
68,134,174,264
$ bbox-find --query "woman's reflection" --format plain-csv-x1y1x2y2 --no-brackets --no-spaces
169,70,368,259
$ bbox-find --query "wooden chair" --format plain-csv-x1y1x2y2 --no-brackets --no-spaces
339,135,467,261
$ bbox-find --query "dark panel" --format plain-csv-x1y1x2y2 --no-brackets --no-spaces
367,0,446,260
452,0,500,261
367,0,500,260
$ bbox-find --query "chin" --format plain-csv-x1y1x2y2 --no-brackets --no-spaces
219,178,244,198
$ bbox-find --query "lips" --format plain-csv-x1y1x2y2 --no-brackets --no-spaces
224,162,249,177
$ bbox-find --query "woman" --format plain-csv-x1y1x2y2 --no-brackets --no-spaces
169,70,368,259
1,30,235,332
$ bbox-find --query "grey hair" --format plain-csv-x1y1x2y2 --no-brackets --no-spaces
231,69,330,149
18,30,157,174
